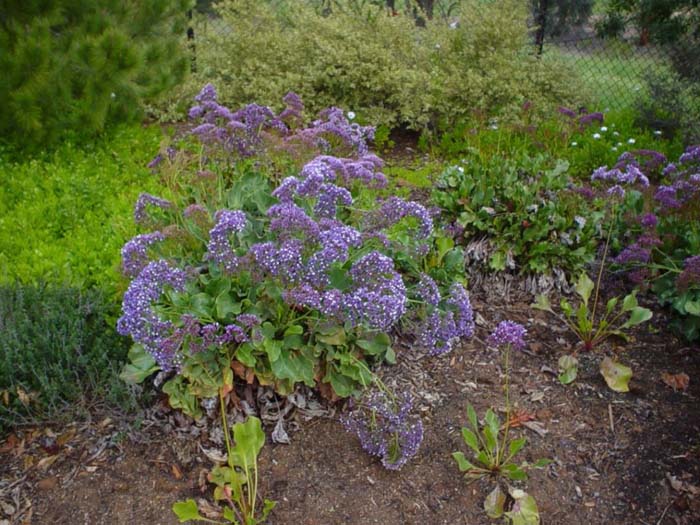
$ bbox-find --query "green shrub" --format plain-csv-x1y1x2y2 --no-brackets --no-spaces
0,284,136,434
0,0,192,148
150,0,584,128
0,124,166,293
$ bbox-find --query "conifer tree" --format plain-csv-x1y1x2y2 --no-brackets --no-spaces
0,0,193,147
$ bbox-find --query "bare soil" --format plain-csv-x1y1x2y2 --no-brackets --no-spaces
2,278,699,525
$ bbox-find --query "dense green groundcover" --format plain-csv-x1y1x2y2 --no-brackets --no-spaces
0,124,166,292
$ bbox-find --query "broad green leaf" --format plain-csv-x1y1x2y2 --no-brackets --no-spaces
271,348,315,386
215,292,240,320
620,307,652,329
461,428,481,454
483,425,497,455
316,327,347,346
263,338,282,363
560,299,573,317
326,371,357,398
484,409,500,444
557,354,578,385
501,463,528,481
532,458,552,468
489,251,507,271
356,332,391,356
466,404,478,431
229,416,265,470
261,499,277,520
506,490,541,525
222,507,238,522
508,437,527,458
452,451,477,472
575,273,594,306
119,345,158,384
172,499,205,522
600,357,632,393
283,324,304,336
531,294,553,313
686,300,700,316
606,296,619,314
384,346,396,364
484,485,506,519
235,343,256,367
622,292,638,312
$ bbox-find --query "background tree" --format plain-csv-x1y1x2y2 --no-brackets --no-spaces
531,0,595,53
0,0,193,148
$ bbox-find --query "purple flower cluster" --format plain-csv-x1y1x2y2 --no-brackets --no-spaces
121,231,165,278
639,213,658,229
615,150,667,178
416,274,440,306
591,162,650,196
679,145,700,165
134,193,172,224
207,210,248,273
653,147,700,210
117,261,187,370
488,321,527,350
413,283,474,356
278,92,304,129
296,107,375,156
613,244,651,265
341,390,424,470
368,196,434,239
677,255,700,291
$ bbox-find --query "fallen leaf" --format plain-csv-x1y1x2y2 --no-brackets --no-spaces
36,455,59,471
85,465,98,473
197,498,222,519
484,485,506,518
245,368,256,385
199,444,227,464
0,501,15,515
56,428,77,447
171,464,183,480
37,477,58,490
661,372,689,391
231,361,247,379
507,410,537,428
0,434,22,454
506,489,540,525
521,420,548,437
558,354,579,385
600,357,632,393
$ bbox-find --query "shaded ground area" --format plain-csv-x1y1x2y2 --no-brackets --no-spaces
2,283,700,525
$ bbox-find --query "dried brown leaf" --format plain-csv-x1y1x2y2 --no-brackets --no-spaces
661,372,690,391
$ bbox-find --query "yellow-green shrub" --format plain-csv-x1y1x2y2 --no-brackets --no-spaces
150,0,587,128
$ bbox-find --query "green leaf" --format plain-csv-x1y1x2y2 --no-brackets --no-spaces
557,354,578,385
172,499,205,523
686,300,700,316
620,306,653,329
119,345,158,384
575,273,594,306
531,294,553,313
235,343,256,367
505,490,541,525
600,357,632,393
501,463,528,481
560,299,573,317
606,296,619,314
622,292,638,312
484,485,506,518
229,416,265,470
489,251,506,271
261,499,277,520
466,404,478,431
326,371,357,398
215,292,241,320
508,437,526,458
452,451,477,472
271,348,315,386
316,327,347,346
461,428,481,455
532,458,552,468
263,338,282,363
283,324,304,336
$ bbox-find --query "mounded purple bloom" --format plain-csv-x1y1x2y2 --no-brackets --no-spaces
268,202,320,240
446,283,475,340
416,274,440,306
341,390,423,470
679,145,700,165
207,210,248,273
236,314,261,328
121,231,165,278
558,106,576,118
314,184,353,218
117,260,187,370
654,185,681,209
488,321,527,350
640,213,658,229
134,193,172,224
369,197,433,239
613,243,651,265
607,185,625,198
250,239,304,283
677,255,700,290
283,284,322,310
578,112,604,127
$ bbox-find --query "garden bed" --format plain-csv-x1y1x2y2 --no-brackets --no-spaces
2,280,698,525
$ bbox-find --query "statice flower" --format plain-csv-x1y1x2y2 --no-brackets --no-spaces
679,145,700,165
446,283,475,340
278,91,304,129
558,106,577,118
416,274,440,306
207,210,248,273
121,231,165,278
369,197,433,238
134,193,172,224
267,202,320,240
654,185,681,209
578,112,604,128
250,239,304,283
117,260,187,369
313,183,353,218
299,106,375,156
236,314,261,328
677,255,700,291
283,284,322,310
488,321,527,350
640,213,658,229
341,390,423,470
613,243,651,265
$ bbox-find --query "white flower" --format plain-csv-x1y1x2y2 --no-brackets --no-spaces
110,92,116,99
613,131,620,136
574,216,586,228
593,133,601,139
526,204,539,213
457,166,464,173
612,147,618,151
347,111,356,120
600,126,608,132
654,130,662,136
628,138,636,144
449,21,459,29
435,43,441,49
617,142,623,146
489,124,498,130
571,141,578,147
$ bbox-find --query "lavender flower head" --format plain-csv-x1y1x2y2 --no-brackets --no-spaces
488,321,527,350
207,210,248,273
677,255,700,290
134,193,172,224
341,390,423,470
121,231,165,278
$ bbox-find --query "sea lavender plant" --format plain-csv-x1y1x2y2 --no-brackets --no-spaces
341,387,423,470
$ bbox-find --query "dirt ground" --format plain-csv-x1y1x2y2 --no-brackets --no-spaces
1,277,699,525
